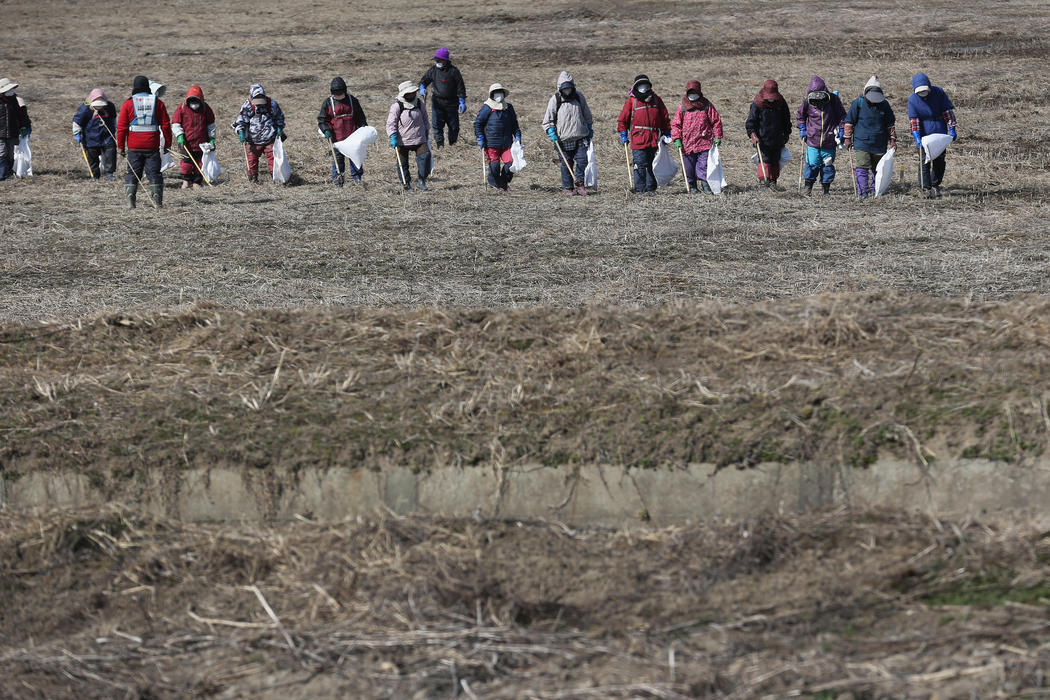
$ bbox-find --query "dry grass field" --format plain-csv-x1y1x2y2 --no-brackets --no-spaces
4,0,1050,696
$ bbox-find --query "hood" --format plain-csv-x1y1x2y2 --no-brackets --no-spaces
330,77,347,94
632,74,651,91
0,78,18,94
186,85,204,101
149,80,166,99
557,70,574,89
681,80,706,110
807,75,827,93
863,75,884,103
754,79,783,107
132,75,150,95
912,73,931,93
249,83,266,99
434,47,450,61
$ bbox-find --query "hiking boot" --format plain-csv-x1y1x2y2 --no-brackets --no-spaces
804,181,814,196
934,186,942,198
821,183,831,196
768,180,780,191
563,188,575,196
757,178,767,187
921,188,935,199
700,180,714,195
248,173,259,184
150,183,164,207
417,179,428,191
688,183,699,194
576,185,588,196
124,183,137,209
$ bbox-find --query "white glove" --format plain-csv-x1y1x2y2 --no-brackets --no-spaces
661,134,674,144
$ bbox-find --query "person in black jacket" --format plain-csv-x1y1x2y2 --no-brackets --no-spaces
418,47,466,148
744,79,792,188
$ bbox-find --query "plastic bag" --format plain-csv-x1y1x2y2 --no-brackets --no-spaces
333,125,378,170
778,146,792,168
272,136,291,184
706,144,728,195
873,147,895,197
160,150,177,172
921,133,952,164
200,148,221,181
13,135,32,177
652,142,679,188
509,139,527,173
583,140,598,188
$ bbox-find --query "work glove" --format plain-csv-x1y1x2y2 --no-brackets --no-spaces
546,127,558,142
515,131,523,146
713,137,722,146
619,130,628,144
176,134,186,147
389,133,400,148
842,137,852,150
798,124,806,140
458,97,466,114
836,127,844,143
238,130,247,144
210,138,216,148
673,138,682,150
323,129,333,141
74,132,82,144
587,124,593,140
19,128,27,137
418,84,426,99
276,127,286,142
889,137,896,150
476,134,485,148
912,130,922,148
948,125,957,141
749,133,759,146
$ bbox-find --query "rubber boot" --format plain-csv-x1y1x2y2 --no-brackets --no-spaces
416,151,430,190
688,182,699,194
150,182,164,208
804,180,814,196
700,180,714,195
125,183,137,209
821,183,831,196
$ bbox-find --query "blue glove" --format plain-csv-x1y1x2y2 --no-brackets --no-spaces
418,84,426,99
546,127,558,142
458,97,466,114
798,124,806,140
837,127,844,141
619,130,628,144
389,133,399,148
476,134,485,148
276,127,286,142
948,125,957,141
587,124,593,140
515,131,522,146
74,132,82,144
912,130,922,148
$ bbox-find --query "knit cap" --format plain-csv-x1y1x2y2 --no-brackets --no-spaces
434,47,450,61
132,75,150,94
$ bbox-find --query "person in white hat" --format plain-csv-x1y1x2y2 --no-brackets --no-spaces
473,83,521,192
842,75,896,199
386,80,431,190
0,78,31,180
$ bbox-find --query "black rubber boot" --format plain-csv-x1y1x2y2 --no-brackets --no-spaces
150,183,164,207
688,182,699,194
125,183,137,209
821,183,831,196
700,180,714,195
804,181,814,196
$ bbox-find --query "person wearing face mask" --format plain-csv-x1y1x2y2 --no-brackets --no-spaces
171,85,216,189
474,83,521,192
796,75,846,196
232,83,286,184
418,48,467,149
386,80,432,190
616,74,671,193
73,88,118,180
116,75,173,207
542,70,594,196
318,76,368,186
908,72,957,198
842,76,896,199
670,80,723,195
745,79,792,188
0,78,31,181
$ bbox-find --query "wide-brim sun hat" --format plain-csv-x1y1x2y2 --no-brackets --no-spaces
0,78,18,93
488,82,508,98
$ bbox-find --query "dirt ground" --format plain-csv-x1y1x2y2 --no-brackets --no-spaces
4,0,1050,696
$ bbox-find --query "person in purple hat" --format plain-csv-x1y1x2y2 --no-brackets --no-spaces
418,47,467,148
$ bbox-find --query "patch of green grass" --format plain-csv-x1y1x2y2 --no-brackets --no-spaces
921,574,1050,607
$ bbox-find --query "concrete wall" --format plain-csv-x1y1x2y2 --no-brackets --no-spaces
3,459,1049,526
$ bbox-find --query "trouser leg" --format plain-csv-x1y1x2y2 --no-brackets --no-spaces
415,149,430,183
431,105,446,147
332,152,345,183
558,146,574,189
931,154,946,187
125,149,146,186
0,137,14,180
573,144,588,186
446,107,460,145
102,145,117,175
85,146,103,178
682,152,699,185
246,144,260,178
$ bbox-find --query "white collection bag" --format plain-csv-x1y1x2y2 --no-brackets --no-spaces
159,133,176,172
13,135,32,177
873,147,895,197
921,133,952,163
333,125,378,170
200,145,221,181
272,137,292,184
583,140,598,188
509,139,527,173
706,144,728,194
652,142,679,188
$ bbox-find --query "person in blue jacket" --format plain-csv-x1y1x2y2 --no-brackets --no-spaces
73,88,118,180
842,76,896,199
473,83,521,191
907,72,957,198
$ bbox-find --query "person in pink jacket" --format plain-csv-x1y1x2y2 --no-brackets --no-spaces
386,80,431,190
670,80,723,194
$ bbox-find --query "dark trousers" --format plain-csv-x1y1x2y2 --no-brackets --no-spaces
331,152,363,182
756,143,782,181
396,143,430,185
0,136,15,180
920,153,946,189
558,139,588,190
631,146,657,192
431,101,459,146
85,144,116,177
126,148,161,185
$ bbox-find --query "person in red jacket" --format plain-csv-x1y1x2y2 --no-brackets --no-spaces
116,75,173,208
171,85,215,189
317,76,368,186
616,74,671,193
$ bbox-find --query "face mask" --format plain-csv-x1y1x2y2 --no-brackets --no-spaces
4,90,13,97
188,101,201,111
917,89,930,98
405,93,417,102
560,87,575,98
687,93,700,102
435,62,446,68
635,84,650,95
492,93,504,103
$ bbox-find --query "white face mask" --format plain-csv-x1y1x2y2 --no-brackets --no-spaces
435,62,446,68
3,90,13,97
635,84,650,95
687,93,700,102
492,93,504,103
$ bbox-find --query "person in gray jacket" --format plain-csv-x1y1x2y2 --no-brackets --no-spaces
542,71,593,196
